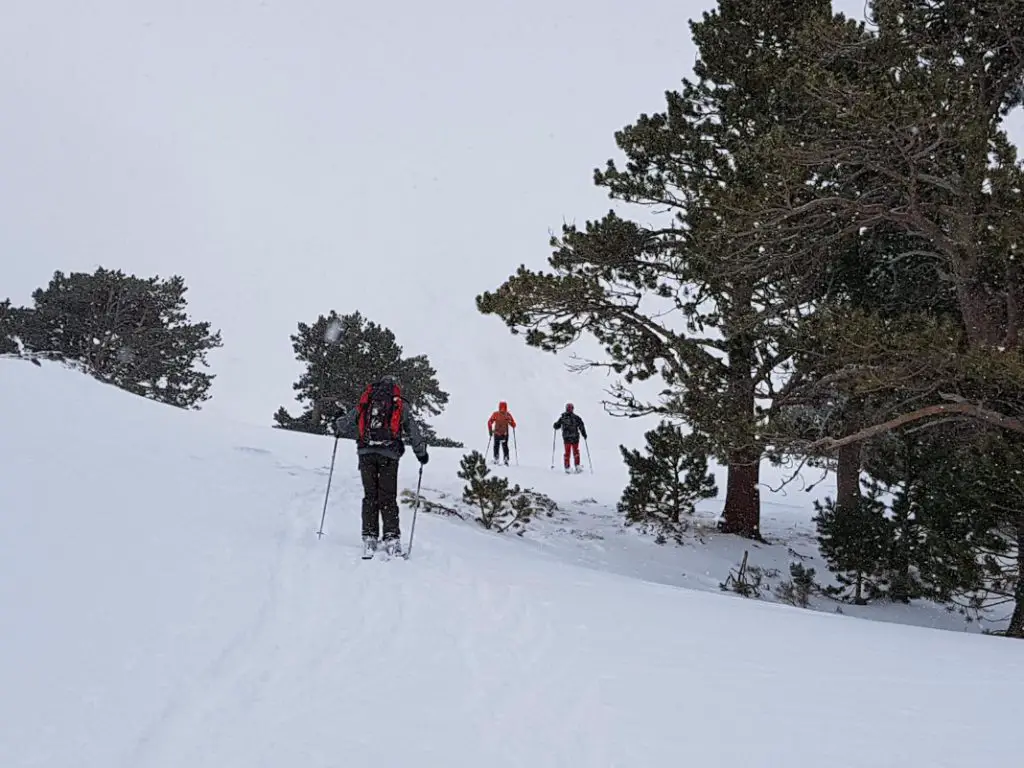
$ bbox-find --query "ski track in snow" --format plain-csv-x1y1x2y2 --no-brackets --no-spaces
120,472,591,768
125,481,310,767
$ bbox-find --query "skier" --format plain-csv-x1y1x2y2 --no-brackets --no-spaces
553,403,587,474
333,375,429,557
487,401,517,465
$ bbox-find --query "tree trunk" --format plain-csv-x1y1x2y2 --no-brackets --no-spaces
719,449,762,539
717,280,762,539
888,550,913,604
836,441,862,515
956,276,1005,348
1005,261,1022,351
1006,513,1024,639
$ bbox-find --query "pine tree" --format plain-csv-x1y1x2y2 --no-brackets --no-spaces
815,428,1021,623
0,299,19,354
813,487,892,605
618,422,717,544
274,310,459,445
11,269,221,408
865,433,1000,607
894,431,1024,635
457,451,534,532
743,0,1024,448
815,471,938,606
477,0,858,538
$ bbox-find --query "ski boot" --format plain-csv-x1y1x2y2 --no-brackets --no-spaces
361,536,378,560
383,536,403,558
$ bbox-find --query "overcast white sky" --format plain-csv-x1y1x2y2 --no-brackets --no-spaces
2,1,1021,452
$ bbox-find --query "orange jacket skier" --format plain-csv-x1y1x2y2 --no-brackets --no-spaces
487,402,517,464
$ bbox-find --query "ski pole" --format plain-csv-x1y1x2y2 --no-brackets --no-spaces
550,430,556,469
404,465,423,560
485,433,492,463
317,436,340,538
512,427,519,465
584,436,594,474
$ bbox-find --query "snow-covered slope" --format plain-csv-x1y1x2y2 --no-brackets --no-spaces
1,358,1020,768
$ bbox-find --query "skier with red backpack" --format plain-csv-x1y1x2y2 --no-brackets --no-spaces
333,375,428,558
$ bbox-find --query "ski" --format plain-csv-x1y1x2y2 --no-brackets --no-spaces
360,552,405,562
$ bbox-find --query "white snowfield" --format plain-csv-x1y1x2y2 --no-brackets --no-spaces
1,359,1021,768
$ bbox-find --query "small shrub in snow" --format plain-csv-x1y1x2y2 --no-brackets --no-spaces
774,563,817,608
400,488,465,519
428,436,466,448
520,488,558,518
720,551,772,599
457,451,552,533
617,422,717,544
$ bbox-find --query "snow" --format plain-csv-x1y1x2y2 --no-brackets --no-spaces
1,357,1022,768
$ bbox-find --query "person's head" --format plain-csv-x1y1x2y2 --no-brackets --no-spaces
565,402,574,413
499,401,507,412
378,374,401,388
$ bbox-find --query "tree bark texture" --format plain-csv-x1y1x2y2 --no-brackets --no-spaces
717,280,762,538
836,441,862,515
720,450,762,539
1007,512,1024,639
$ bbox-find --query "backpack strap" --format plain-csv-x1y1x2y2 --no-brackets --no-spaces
356,384,373,440
389,385,403,437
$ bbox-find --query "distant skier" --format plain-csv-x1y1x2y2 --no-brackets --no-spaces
333,375,429,558
487,401,517,465
553,403,587,474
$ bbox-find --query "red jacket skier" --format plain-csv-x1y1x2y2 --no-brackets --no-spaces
487,401,517,465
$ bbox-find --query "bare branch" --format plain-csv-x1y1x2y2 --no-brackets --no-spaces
809,400,1024,452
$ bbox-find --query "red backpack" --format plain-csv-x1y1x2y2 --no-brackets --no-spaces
357,381,403,447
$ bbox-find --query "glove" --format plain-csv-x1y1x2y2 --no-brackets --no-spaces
488,429,493,437
418,450,429,465
332,417,345,436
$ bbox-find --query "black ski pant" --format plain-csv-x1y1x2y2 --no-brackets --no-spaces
358,453,400,540
493,433,510,462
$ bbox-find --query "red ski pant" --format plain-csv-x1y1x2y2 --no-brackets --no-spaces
563,441,580,468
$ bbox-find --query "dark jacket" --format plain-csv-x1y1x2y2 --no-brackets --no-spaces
333,396,428,461
553,411,586,443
